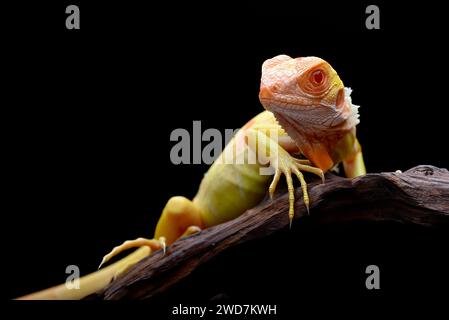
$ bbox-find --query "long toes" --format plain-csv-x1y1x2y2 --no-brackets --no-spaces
159,237,166,254
283,169,295,225
294,159,311,165
269,168,282,199
181,226,201,238
316,169,325,183
98,241,132,269
98,257,108,270
295,163,325,182
293,168,310,215
99,238,159,269
314,167,325,183
99,252,114,269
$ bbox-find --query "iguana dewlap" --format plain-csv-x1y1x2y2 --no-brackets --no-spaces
19,55,365,300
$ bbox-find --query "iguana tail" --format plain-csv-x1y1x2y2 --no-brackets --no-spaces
17,246,150,300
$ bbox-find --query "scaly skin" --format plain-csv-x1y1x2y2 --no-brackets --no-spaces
19,55,365,299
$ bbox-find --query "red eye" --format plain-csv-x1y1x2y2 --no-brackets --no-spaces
311,69,324,86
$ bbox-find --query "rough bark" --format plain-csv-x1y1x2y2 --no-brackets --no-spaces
88,165,449,300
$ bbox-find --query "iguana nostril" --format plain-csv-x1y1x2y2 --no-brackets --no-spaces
259,86,273,99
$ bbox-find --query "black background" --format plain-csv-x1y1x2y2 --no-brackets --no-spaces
4,0,449,315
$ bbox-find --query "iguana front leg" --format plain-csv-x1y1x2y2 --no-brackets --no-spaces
259,55,366,178
98,111,325,267
245,123,324,226
20,55,367,300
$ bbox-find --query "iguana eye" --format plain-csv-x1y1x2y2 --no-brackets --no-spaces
298,67,329,96
310,69,324,86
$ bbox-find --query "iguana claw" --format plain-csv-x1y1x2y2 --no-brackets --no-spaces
268,150,324,227
98,237,165,270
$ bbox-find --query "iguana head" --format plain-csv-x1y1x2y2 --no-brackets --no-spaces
259,54,360,171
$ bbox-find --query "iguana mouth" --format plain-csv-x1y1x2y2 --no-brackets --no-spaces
262,87,360,132
262,87,360,171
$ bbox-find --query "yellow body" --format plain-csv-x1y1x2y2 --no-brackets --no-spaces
154,110,364,243
19,55,366,300
193,116,273,227
19,110,365,300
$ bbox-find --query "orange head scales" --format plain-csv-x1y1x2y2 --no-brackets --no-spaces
259,54,360,171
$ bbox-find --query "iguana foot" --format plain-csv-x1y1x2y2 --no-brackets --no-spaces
154,196,205,244
268,149,324,227
181,225,202,238
98,237,165,269
99,196,204,274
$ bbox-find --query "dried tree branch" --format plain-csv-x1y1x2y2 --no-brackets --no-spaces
87,165,449,300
